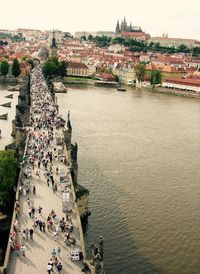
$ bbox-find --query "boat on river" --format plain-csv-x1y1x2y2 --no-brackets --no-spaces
117,87,126,92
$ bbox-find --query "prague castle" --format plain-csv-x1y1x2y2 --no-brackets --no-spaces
115,17,142,35
115,17,150,41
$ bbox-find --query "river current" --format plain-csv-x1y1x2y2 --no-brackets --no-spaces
1,84,200,274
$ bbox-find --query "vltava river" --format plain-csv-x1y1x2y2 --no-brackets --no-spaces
0,84,200,273
57,86,200,274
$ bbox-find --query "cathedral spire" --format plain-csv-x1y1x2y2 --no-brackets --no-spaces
115,19,120,35
50,29,57,57
51,29,57,48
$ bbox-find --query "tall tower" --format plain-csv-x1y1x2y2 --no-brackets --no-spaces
121,16,127,32
115,19,120,35
50,30,57,58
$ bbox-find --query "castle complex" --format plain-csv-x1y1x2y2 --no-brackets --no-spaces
115,17,142,36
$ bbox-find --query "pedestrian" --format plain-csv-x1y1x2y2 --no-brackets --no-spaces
42,221,46,232
55,183,57,191
25,228,29,239
57,247,61,258
20,244,26,257
28,208,32,218
27,198,30,208
9,239,15,250
54,257,58,268
33,185,36,195
22,229,26,240
39,220,43,231
47,263,52,274
38,206,42,216
56,262,63,274
53,231,58,241
49,258,54,269
47,178,50,187
29,228,34,239
47,221,51,231
30,198,34,208
31,207,35,218
51,248,56,259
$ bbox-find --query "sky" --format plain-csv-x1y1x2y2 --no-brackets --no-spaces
1,0,200,39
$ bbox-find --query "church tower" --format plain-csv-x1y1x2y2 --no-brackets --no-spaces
115,19,120,35
121,16,127,32
50,30,57,58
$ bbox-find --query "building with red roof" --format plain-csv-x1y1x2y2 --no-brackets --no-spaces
67,62,90,77
162,78,200,92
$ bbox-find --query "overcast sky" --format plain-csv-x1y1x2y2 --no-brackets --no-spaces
1,0,200,39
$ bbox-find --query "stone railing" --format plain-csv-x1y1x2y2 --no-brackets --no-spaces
0,131,31,274
63,144,96,274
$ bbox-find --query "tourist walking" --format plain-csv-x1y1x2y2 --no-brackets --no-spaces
56,262,63,274
51,248,56,259
42,221,46,232
47,263,52,274
28,208,32,218
33,185,36,195
38,206,42,216
20,244,26,257
29,228,34,239
53,231,58,241
57,246,61,258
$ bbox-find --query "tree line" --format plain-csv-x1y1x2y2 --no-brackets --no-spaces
0,151,18,214
81,35,200,55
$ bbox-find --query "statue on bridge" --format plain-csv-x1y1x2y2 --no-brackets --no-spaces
67,110,72,130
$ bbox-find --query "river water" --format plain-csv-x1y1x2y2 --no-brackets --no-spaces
57,86,200,274
0,84,200,273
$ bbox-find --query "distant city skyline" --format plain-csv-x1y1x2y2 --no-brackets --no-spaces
1,0,200,39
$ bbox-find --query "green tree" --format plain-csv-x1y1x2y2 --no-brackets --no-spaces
12,58,21,77
177,44,190,53
43,61,58,78
135,63,146,82
88,34,93,41
0,150,18,213
150,70,162,86
58,61,67,78
43,58,68,78
0,60,9,76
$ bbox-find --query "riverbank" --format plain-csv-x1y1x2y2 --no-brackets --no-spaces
64,77,200,99
153,86,200,99
63,77,94,85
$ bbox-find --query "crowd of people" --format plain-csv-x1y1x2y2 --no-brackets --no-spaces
8,67,82,273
